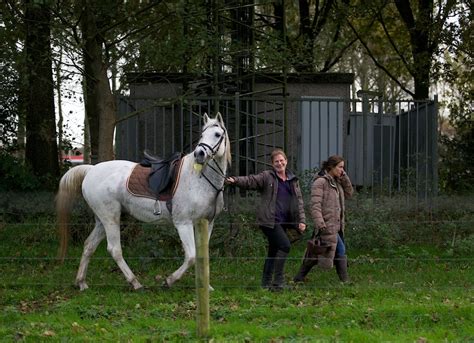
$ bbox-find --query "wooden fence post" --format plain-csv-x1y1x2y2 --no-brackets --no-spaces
194,218,210,338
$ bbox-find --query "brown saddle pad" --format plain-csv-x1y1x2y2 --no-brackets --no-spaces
126,162,183,201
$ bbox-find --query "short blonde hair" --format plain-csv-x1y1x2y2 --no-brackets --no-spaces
271,149,287,162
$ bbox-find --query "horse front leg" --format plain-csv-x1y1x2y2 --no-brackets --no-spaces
161,221,214,291
207,220,215,291
161,222,196,288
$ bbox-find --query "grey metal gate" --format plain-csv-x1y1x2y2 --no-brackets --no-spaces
346,98,438,201
116,95,438,202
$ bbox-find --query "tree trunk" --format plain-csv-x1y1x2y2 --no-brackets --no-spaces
24,0,59,181
81,0,116,164
55,46,64,165
395,0,432,100
412,57,430,100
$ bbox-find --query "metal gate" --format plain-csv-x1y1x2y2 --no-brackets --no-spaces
116,95,438,202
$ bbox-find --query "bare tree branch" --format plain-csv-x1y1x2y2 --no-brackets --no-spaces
4,0,24,22
321,37,357,72
106,13,173,49
347,18,415,97
377,12,414,76
100,0,166,35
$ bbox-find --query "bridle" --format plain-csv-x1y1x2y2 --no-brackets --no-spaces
195,123,228,218
196,124,226,160
197,124,227,191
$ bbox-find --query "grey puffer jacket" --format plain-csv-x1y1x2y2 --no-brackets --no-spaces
233,169,306,229
311,171,353,268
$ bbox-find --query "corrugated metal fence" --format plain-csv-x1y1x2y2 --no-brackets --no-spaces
116,95,438,204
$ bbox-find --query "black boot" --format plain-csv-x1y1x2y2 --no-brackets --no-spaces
271,250,288,291
261,257,275,289
334,255,349,282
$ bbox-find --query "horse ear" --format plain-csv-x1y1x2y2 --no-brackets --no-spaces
215,112,224,126
203,113,210,124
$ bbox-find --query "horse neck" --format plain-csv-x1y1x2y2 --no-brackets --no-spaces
181,153,227,185
213,154,228,175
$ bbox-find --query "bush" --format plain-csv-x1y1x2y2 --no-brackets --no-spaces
344,194,474,253
1,182,472,259
453,235,474,256
0,151,42,191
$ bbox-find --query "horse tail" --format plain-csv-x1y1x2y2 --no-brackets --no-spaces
56,165,93,262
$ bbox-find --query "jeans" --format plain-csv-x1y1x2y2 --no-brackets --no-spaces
335,233,346,257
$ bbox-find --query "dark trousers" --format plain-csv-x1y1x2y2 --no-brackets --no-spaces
260,224,291,288
260,223,291,255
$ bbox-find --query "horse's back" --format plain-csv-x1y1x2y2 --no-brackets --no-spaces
82,160,137,202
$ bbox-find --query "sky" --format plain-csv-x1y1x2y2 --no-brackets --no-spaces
55,52,85,148
58,81,85,145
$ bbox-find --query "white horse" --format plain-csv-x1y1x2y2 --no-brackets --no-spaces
57,113,231,291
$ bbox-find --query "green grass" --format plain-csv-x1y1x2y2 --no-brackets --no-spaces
1,223,473,342
1,194,473,342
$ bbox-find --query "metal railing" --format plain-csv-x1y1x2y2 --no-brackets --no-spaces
116,95,438,204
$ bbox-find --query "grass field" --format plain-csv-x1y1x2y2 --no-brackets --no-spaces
1,218,473,342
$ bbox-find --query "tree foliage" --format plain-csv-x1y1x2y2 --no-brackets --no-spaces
0,45,19,148
347,0,459,100
0,0,471,191
0,1,23,150
438,1,473,194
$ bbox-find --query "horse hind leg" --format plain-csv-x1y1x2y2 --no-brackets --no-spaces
103,219,143,291
75,218,106,291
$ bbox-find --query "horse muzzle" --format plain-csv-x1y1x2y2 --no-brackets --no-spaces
193,148,208,164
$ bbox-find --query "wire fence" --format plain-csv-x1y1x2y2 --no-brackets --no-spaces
1,190,473,291
1,236,472,289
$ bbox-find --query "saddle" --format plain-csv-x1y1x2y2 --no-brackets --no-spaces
126,152,184,209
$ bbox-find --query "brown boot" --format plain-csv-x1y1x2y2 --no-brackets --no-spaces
334,255,349,282
293,250,318,283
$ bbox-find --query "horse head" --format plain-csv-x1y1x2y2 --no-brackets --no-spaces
193,112,231,167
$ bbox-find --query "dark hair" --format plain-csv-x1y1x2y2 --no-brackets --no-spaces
271,149,287,162
322,155,344,172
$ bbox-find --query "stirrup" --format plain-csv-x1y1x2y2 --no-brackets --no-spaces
153,200,162,215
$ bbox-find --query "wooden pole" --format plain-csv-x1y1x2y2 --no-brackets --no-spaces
194,218,210,338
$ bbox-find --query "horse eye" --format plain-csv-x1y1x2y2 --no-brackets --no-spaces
215,132,221,138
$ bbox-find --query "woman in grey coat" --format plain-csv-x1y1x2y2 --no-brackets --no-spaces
294,155,353,283
226,149,306,291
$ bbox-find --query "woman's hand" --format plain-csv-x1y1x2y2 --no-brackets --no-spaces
225,177,235,185
298,223,306,233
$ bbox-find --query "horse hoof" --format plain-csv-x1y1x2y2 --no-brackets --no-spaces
155,275,171,289
131,279,143,290
77,282,89,291
161,280,171,289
